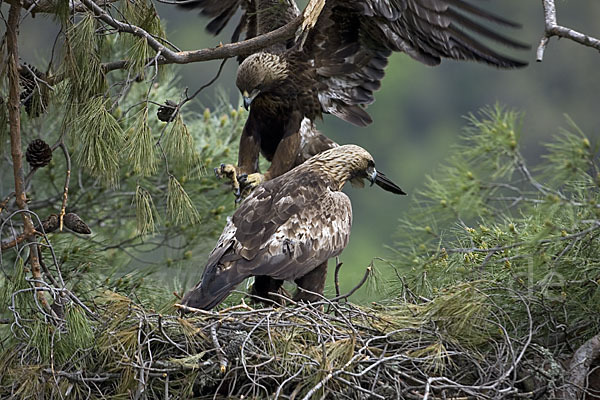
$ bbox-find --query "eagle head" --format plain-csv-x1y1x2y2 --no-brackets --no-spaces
309,145,406,195
236,52,289,110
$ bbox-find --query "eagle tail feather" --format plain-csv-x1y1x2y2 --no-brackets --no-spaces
181,262,247,310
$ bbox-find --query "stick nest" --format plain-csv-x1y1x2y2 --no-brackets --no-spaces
1,282,583,399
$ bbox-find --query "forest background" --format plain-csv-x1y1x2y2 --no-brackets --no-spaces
2,1,599,298
1,0,600,397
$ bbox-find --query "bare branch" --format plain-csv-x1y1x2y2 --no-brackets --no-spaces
57,142,71,231
334,256,343,297
329,264,372,302
77,0,303,70
3,0,119,15
537,0,600,61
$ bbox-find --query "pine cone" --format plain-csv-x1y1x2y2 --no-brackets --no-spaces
40,214,60,233
19,63,47,117
157,100,178,122
25,139,52,169
64,213,91,234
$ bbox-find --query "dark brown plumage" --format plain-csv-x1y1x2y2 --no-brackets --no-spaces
177,0,300,56
180,0,529,189
181,145,405,310
178,0,336,188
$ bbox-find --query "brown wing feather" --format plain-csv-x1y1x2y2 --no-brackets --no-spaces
229,168,351,280
296,118,338,165
181,167,351,310
177,0,299,49
298,0,529,126
233,169,324,253
176,0,246,36
239,189,352,281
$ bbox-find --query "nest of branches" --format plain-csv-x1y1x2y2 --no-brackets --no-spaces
2,276,591,400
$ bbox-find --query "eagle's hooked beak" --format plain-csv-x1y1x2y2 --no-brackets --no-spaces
242,89,260,110
370,168,407,195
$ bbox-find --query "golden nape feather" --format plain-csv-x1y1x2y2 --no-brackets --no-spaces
180,145,405,311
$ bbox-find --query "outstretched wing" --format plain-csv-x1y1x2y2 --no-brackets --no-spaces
176,0,248,39
176,0,299,45
300,0,529,126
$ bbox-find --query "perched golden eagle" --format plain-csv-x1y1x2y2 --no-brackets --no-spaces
181,144,405,310
180,0,529,192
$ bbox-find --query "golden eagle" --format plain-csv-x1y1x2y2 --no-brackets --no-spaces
181,144,405,310
180,0,529,193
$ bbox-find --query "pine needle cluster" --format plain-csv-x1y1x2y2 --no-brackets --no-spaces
390,105,600,371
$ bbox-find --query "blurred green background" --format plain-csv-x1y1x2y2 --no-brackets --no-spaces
9,0,600,300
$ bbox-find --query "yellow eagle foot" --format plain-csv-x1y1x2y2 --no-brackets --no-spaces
237,173,265,201
214,163,241,197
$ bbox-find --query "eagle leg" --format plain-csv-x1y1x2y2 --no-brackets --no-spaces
248,275,286,306
215,163,241,197
293,262,328,303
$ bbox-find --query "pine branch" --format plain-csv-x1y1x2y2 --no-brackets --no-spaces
0,214,60,252
2,0,119,14
99,16,302,72
560,332,600,399
58,142,71,231
6,2,50,311
76,0,302,71
13,0,302,86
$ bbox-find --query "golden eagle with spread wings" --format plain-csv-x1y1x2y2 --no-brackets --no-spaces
180,0,529,194
181,144,404,310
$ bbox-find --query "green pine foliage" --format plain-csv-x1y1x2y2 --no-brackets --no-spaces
120,0,166,79
135,184,160,234
391,105,600,347
2,0,598,394
74,96,124,187
62,14,105,104
167,174,201,226
1,2,249,397
123,106,158,176
164,113,202,176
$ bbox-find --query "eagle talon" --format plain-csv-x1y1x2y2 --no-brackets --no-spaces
215,163,241,197
215,163,237,180
233,172,265,201
234,187,243,203
239,172,265,190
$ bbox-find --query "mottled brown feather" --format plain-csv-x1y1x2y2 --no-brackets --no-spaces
181,145,400,310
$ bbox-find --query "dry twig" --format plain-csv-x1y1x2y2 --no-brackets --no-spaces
537,0,600,61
